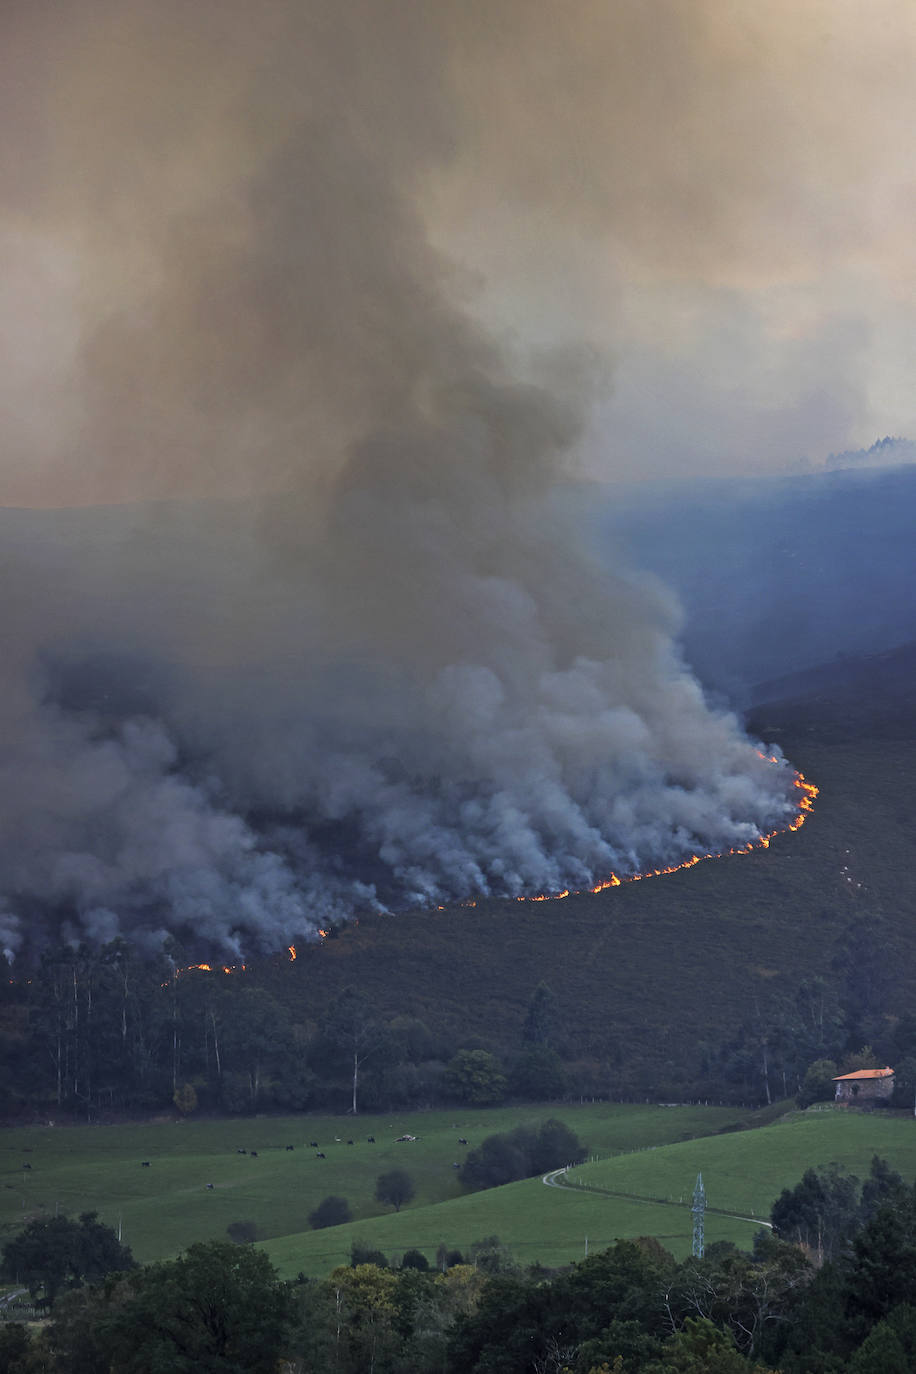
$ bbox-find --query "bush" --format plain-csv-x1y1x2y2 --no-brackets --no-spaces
308,1196,352,1230
400,1249,429,1271
227,1220,258,1244
797,1058,838,1108
351,1239,389,1268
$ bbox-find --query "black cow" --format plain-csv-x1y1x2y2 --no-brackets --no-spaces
458,1138,468,1145
347,1139,354,1145
367,1136,375,1143
206,1183,214,1190
141,1161,151,1167
285,1145,294,1151
309,1141,319,1148
315,1152,326,1159
250,1151,258,1158
237,1148,247,1154
22,1163,31,1170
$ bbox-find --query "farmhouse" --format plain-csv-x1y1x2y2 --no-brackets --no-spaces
833,1066,895,1104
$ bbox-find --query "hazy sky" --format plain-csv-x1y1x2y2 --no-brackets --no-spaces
2,0,916,506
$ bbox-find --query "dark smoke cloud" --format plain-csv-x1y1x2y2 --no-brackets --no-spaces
0,0,802,957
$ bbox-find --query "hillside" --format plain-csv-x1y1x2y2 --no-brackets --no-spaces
263,1107,916,1275
0,1104,743,1265
257,642,916,1096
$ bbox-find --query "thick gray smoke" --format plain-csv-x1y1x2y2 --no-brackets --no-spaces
0,0,802,958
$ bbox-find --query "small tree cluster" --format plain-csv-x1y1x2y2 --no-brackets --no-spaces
462,1118,586,1191
308,1195,352,1230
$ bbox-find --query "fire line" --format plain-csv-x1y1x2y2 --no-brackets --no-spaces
174,765,818,975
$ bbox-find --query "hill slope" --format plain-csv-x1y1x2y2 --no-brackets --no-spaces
260,643,916,1095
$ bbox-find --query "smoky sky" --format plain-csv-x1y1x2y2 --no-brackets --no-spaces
0,1,837,956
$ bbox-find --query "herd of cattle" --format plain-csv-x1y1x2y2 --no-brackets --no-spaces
13,1132,473,1188
120,1131,473,1184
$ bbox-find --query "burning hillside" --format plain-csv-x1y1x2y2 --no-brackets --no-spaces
0,2,815,962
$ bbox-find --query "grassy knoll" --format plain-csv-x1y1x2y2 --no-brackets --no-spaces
262,1106,916,1277
567,1107,916,1220
0,1103,743,1265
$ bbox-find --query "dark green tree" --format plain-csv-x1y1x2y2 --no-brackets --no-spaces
0,1212,134,1307
94,1241,290,1374
521,981,557,1046
443,1049,507,1105
796,1058,837,1107
508,1044,567,1100
374,1168,415,1213
308,1195,352,1229
771,1164,860,1262
0,1323,50,1374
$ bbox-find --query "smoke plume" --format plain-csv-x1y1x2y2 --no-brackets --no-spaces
0,0,806,957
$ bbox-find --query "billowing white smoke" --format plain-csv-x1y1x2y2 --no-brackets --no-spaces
0,0,802,957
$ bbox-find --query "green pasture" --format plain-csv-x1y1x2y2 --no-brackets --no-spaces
262,1174,759,1277
0,1102,743,1264
567,1107,916,1220
262,1106,916,1277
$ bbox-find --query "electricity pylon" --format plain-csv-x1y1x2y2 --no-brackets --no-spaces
692,1171,706,1258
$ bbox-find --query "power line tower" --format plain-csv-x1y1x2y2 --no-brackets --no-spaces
691,1172,706,1258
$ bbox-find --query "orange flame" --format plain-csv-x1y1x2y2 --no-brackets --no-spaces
507,766,818,908
288,945,297,960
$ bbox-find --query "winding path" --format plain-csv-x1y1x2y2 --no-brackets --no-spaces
542,1167,772,1230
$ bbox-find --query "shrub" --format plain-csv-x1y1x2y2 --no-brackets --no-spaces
308,1196,352,1230
227,1220,258,1244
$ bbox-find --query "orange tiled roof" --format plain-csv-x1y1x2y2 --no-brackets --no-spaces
832,1066,894,1081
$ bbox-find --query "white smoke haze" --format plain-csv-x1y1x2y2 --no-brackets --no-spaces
0,0,816,957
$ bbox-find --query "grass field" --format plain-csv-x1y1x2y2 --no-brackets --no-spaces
0,1102,745,1265
261,1106,916,1276
567,1106,916,1219
261,1174,760,1277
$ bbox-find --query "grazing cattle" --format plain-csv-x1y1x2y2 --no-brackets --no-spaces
22,1163,31,1170
141,1161,151,1167
316,1152,326,1159
309,1141,318,1148
452,1162,460,1169
334,1137,342,1143
206,1183,214,1190
458,1138,468,1145
250,1151,258,1158
347,1139,354,1145
237,1148,247,1154
367,1136,375,1143
285,1145,294,1151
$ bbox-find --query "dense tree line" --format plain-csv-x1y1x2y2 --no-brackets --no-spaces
4,937,915,1120
0,945,567,1120
4,1158,916,1371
